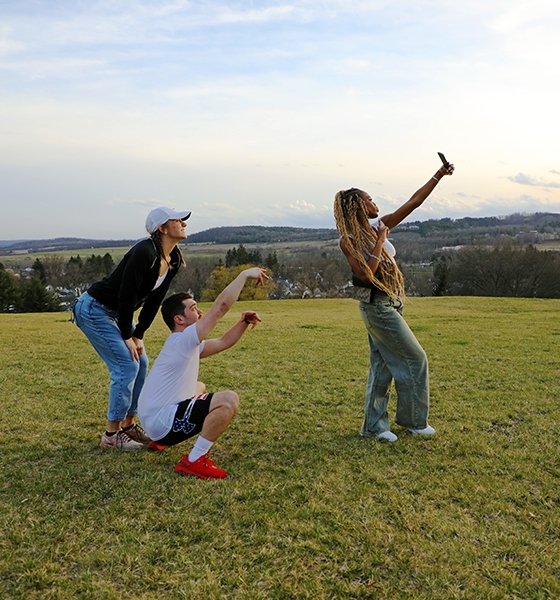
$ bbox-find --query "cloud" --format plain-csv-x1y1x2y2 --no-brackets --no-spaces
456,192,482,199
508,173,560,189
215,5,297,24
0,25,25,55
288,199,330,215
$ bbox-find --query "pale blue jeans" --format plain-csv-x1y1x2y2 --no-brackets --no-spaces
358,294,429,436
73,292,148,422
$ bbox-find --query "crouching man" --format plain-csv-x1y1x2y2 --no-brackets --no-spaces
138,267,267,479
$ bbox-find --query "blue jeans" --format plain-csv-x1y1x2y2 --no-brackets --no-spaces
73,292,148,422
358,294,429,436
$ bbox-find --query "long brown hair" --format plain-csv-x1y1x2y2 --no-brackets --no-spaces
150,230,186,269
334,188,404,299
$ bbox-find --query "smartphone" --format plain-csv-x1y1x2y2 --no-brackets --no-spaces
438,152,450,168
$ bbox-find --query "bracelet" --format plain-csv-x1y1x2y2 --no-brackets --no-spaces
243,317,251,325
432,176,440,182
372,254,382,261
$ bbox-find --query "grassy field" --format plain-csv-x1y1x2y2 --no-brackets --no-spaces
1,297,559,599
0,239,340,268
535,240,560,252
0,246,134,268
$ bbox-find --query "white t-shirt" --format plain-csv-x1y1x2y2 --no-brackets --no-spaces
138,324,206,440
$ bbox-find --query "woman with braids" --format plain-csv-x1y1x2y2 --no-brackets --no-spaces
73,207,190,450
334,161,454,442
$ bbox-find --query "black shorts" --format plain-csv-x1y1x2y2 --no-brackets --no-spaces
155,393,214,447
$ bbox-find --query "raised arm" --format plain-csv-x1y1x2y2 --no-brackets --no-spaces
201,311,261,358
195,267,268,341
381,163,455,230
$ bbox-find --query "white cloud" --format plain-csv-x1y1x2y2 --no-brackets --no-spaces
215,5,296,24
1,1,559,238
508,173,560,189
288,199,329,215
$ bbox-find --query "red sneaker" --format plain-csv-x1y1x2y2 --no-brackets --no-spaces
175,454,228,480
147,441,168,452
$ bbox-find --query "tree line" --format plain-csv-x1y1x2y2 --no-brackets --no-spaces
1,240,560,313
430,241,560,298
0,253,115,312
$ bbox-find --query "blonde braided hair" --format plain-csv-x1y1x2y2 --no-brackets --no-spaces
334,188,404,300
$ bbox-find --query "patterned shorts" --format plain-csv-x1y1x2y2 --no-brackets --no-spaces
155,393,214,447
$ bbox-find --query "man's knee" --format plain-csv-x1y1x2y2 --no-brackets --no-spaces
224,390,240,415
214,390,239,416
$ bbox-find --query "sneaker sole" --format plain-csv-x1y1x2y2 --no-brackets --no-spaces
126,437,151,445
175,466,228,480
99,442,144,450
407,429,436,436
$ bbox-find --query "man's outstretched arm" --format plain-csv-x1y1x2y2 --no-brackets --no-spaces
196,267,267,341
201,311,261,358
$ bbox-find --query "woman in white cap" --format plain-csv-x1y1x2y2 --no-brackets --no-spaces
73,207,190,450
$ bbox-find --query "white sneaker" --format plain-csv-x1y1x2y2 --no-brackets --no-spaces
407,425,436,436
376,430,398,442
99,430,145,450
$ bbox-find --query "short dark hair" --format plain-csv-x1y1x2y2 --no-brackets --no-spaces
161,292,193,331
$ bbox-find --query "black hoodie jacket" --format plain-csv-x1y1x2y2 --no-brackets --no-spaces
87,238,181,340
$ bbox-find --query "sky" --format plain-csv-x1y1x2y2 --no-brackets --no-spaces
1,0,559,240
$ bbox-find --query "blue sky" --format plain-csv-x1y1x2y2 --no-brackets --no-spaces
1,0,559,239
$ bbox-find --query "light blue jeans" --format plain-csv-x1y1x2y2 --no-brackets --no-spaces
73,292,148,422
358,294,429,436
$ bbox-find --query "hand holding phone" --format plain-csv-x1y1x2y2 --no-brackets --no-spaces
437,152,450,168
437,152,454,175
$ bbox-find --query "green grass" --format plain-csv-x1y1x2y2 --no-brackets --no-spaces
1,297,559,599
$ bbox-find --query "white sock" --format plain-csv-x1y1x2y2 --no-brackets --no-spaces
188,436,213,462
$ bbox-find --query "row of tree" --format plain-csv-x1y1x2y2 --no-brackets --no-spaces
0,253,116,313
430,242,560,298
0,268,60,312
31,253,114,289
2,241,560,313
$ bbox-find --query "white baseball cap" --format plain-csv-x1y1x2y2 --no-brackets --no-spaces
145,206,191,234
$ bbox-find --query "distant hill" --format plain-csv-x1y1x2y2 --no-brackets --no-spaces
398,212,560,235
187,226,338,244
1,213,559,256
0,237,139,254
0,227,339,254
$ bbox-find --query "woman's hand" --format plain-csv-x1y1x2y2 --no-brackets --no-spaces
125,337,145,361
377,219,390,241
132,337,145,356
437,163,455,178
124,338,139,362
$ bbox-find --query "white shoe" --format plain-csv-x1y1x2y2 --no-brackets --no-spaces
99,430,145,450
376,430,398,442
407,425,436,436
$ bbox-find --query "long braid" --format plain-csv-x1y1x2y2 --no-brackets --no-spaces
334,189,404,300
151,231,186,269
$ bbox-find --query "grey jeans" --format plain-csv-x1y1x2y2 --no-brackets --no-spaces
358,294,429,436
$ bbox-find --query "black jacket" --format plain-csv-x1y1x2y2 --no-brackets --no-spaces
87,238,181,339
